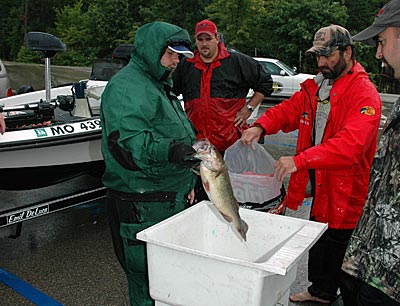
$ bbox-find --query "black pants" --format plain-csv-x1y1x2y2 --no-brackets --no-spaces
340,271,400,306
307,226,353,301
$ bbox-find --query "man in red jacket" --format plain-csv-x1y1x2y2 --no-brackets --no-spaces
241,25,381,304
173,19,273,203
173,19,273,153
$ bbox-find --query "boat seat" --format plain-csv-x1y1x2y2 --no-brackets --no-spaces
25,32,66,58
102,68,116,81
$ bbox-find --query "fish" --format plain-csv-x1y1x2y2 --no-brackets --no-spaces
194,140,249,241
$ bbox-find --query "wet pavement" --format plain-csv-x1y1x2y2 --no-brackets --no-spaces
0,96,395,306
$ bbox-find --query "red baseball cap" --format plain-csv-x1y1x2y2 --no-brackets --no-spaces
194,20,218,37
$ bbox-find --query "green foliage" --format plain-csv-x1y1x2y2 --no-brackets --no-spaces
0,2,26,59
16,44,42,63
344,0,387,32
259,0,348,71
206,0,268,54
138,0,210,39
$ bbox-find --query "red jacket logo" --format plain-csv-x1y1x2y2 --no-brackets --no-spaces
360,106,376,116
300,112,311,125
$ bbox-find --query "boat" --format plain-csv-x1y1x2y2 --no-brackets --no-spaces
0,32,133,234
0,32,134,190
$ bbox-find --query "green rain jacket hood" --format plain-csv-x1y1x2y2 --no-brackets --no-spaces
132,22,192,85
100,22,196,201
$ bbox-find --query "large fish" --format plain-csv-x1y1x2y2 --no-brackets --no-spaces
194,140,249,241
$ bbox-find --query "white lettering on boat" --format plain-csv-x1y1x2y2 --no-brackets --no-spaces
7,205,49,224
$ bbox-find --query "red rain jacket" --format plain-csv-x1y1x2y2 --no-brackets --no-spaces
173,44,272,152
255,61,381,229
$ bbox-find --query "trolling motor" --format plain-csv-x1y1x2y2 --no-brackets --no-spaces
0,95,75,128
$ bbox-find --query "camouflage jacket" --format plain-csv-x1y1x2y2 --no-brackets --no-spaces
342,97,400,302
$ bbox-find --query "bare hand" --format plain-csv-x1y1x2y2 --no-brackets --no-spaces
234,106,251,127
274,156,297,182
188,189,195,205
241,126,263,145
0,113,5,135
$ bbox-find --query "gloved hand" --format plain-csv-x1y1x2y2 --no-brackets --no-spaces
169,142,200,168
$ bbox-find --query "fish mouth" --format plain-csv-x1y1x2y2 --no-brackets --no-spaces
192,139,225,172
193,139,212,161
193,139,212,153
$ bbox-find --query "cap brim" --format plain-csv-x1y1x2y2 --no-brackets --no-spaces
353,25,386,46
352,25,385,46
305,46,333,56
168,45,194,58
194,31,216,38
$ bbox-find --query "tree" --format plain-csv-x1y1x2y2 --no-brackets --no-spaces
260,0,348,72
54,1,93,65
54,0,133,65
138,0,211,39
205,0,268,55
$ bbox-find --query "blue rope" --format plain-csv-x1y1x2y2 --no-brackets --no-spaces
0,267,63,306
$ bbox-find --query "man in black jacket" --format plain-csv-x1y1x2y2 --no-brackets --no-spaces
173,19,273,154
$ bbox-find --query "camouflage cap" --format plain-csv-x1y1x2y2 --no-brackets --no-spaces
306,25,353,56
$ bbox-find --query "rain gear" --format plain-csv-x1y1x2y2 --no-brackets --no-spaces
255,61,382,229
173,43,272,152
342,96,400,303
100,22,196,306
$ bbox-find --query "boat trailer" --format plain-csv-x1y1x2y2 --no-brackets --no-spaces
0,185,107,238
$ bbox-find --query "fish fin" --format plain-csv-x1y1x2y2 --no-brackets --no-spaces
203,181,210,193
192,169,200,176
220,212,233,222
239,219,249,242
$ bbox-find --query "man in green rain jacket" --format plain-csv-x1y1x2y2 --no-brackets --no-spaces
100,22,198,306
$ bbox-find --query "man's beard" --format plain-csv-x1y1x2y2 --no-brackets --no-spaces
320,54,347,80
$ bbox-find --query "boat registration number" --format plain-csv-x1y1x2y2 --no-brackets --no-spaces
35,119,101,137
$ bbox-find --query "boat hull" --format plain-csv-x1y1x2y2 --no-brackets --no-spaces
0,117,104,190
0,160,104,190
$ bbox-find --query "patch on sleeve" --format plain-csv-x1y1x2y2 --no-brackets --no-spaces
360,106,376,116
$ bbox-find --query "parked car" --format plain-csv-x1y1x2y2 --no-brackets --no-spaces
0,59,12,98
252,57,315,101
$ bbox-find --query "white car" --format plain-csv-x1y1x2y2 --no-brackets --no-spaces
252,57,315,101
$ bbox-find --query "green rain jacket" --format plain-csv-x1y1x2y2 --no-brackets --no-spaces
100,22,197,202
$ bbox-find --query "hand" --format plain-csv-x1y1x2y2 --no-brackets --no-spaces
188,189,195,205
234,106,251,127
241,126,263,145
169,142,200,168
274,156,297,182
0,113,5,135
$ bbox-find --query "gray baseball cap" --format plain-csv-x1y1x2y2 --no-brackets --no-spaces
353,0,400,45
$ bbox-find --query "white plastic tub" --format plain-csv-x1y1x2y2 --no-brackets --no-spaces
137,201,327,306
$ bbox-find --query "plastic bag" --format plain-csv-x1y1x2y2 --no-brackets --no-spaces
224,140,285,213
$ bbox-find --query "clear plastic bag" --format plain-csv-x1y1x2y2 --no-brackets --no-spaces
224,140,284,212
